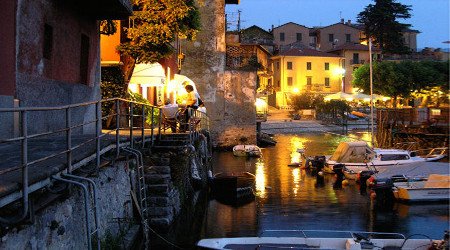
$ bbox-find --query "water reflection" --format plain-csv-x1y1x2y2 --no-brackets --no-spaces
202,133,449,241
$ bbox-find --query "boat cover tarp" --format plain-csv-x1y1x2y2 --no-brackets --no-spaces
329,141,375,163
374,162,450,180
424,174,450,188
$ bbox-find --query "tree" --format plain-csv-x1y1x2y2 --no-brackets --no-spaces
352,60,450,107
357,0,412,54
118,0,201,63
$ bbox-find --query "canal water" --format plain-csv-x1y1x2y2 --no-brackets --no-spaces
151,132,449,249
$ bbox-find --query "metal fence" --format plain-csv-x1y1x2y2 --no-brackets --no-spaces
0,97,209,225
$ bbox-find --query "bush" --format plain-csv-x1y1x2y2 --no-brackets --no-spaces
291,93,324,111
317,100,351,119
128,91,160,125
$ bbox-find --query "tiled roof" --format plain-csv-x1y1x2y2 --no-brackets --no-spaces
327,43,381,52
277,48,342,57
272,22,310,30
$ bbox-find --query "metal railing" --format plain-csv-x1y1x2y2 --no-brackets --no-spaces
0,97,209,225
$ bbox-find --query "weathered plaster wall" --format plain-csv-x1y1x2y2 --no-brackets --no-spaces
15,0,101,135
181,0,257,147
0,164,134,249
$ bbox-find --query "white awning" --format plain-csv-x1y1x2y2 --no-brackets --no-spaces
129,63,166,87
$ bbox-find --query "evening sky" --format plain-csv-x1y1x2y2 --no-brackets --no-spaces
225,0,450,49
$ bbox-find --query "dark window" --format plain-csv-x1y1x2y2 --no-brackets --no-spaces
380,154,410,161
307,62,312,70
287,77,293,86
43,24,53,60
276,61,280,70
307,76,312,85
296,33,302,41
80,34,90,84
346,34,351,43
324,77,330,87
353,53,359,64
280,32,285,42
328,34,334,42
325,62,329,70
277,80,280,87
287,61,293,70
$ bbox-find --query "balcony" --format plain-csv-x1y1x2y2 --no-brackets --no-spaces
72,0,133,20
350,59,365,65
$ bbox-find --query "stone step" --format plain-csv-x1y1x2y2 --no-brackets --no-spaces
145,165,171,175
144,174,171,184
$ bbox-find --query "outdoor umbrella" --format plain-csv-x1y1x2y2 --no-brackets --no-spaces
324,92,353,101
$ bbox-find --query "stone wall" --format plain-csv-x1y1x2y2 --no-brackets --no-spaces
0,163,135,249
181,0,257,148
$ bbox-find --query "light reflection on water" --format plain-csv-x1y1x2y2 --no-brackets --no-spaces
205,132,449,240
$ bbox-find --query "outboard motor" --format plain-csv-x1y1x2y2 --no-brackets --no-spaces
312,155,326,171
359,170,374,195
333,164,345,189
371,179,395,209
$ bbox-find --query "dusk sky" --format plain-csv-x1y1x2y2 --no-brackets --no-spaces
226,0,450,49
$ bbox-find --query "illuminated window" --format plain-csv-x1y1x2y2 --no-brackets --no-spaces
431,109,441,116
306,76,312,85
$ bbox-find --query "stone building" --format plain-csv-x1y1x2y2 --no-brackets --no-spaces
181,0,259,148
0,0,132,138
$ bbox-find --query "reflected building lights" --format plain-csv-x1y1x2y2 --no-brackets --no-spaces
255,158,266,198
290,137,308,164
292,168,300,196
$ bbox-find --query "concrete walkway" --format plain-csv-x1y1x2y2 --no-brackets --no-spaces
261,107,344,134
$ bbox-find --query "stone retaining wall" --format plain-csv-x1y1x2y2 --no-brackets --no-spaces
0,162,135,249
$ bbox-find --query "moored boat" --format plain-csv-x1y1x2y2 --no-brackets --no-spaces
326,141,447,180
211,172,256,198
197,230,447,250
232,145,262,157
392,174,450,202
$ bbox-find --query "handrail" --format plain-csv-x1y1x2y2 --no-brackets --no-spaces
0,97,210,225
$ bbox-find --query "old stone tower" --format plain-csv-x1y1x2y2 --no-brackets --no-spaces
181,0,257,148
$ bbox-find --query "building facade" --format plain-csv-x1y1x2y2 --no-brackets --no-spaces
271,48,343,108
0,0,131,138
314,20,364,51
327,43,382,93
272,22,311,49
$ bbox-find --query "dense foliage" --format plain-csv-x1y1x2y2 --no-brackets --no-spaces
317,100,351,120
352,60,449,106
291,93,324,111
118,0,201,63
357,0,412,54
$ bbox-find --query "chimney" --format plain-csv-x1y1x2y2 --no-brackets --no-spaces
347,20,351,25
340,18,344,23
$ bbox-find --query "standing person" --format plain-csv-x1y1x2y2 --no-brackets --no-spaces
180,84,198,131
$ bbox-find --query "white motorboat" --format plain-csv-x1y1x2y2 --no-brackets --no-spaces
325,141,447,180
393,174,450,202
197,230,447,250
232,145,262,157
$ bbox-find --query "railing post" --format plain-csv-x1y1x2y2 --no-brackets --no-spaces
21,110,29,212
66,108,72,173
115,99,120,158
141,105,145,148
95,101,101,171
150,107,155,146
129,102,134,148
156,107,161,142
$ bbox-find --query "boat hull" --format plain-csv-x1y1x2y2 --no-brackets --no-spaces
393,187,450,202
211,172,256,198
